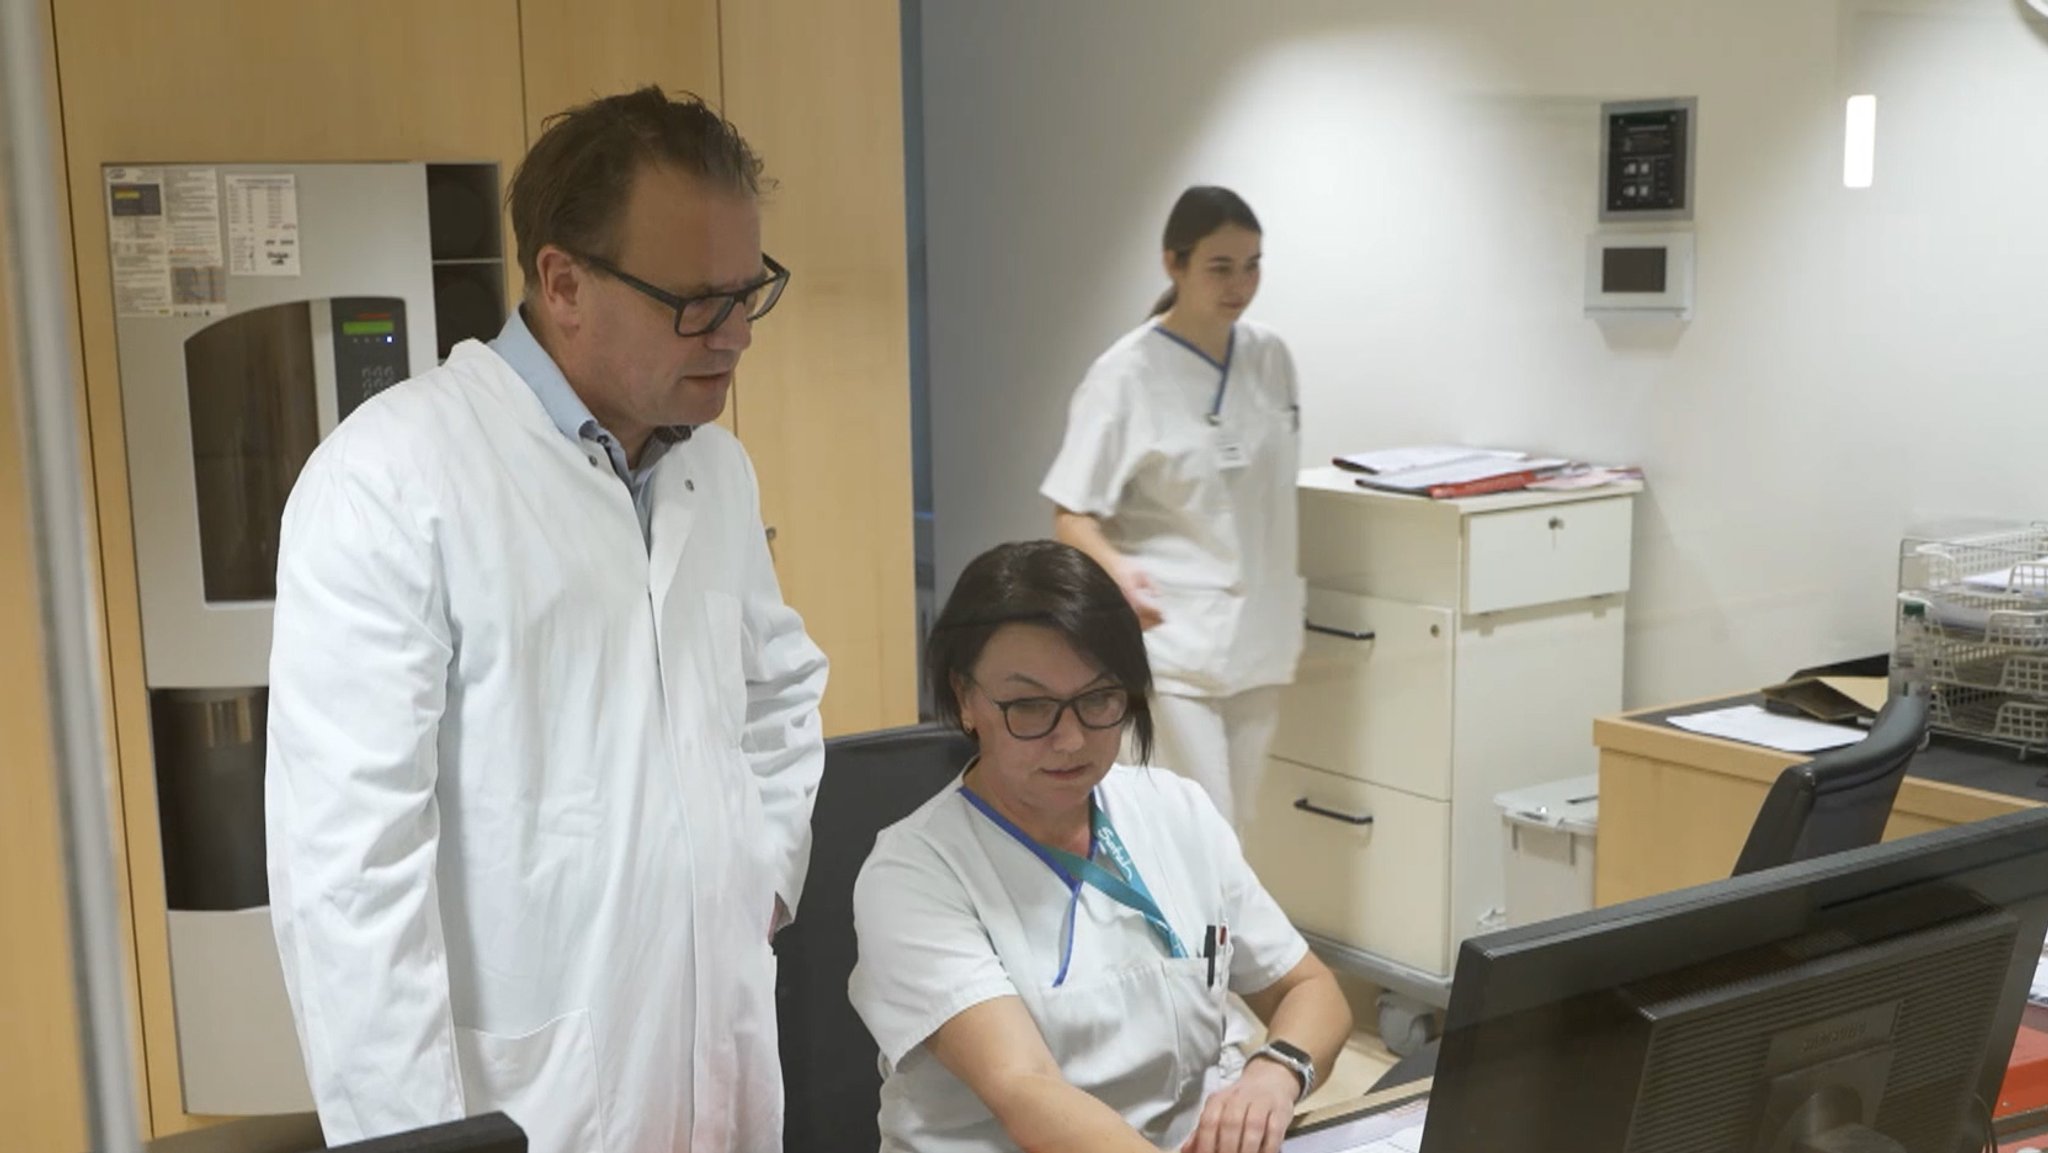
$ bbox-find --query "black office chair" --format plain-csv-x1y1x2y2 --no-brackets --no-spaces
776,723,976,1153
1730,687,1930,875
141,1112,525,1153
1369,688,1932,1094
324,1115,527,1152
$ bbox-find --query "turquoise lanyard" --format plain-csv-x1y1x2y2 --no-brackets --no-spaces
960,786,1189,986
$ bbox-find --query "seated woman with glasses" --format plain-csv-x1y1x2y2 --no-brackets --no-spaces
849,540,1351,1153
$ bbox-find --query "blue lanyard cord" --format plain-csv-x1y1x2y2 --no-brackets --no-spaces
958,786,1189,979
1149,324,1235,425
958,786,1086,985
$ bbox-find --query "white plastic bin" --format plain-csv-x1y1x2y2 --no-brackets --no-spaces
1495,774,1600,928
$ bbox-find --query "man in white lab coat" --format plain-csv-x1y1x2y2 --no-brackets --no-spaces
265,86,829,1153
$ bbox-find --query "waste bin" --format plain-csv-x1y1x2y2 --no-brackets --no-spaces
1495,774,1599,928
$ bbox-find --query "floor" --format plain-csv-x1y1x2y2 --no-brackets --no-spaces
1299,1032,1400,1114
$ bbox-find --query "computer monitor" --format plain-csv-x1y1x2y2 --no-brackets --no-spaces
1421,807,2048,1153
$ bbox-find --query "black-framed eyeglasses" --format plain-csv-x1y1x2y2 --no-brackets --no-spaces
576,251,790,337
971,679,1131,741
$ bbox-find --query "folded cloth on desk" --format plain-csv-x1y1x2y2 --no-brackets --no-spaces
1667,705,1867,754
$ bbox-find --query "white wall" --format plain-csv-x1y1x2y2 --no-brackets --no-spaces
923,0,2048,706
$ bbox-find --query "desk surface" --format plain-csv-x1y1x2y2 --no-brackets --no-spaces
1594,690,2046,905
1624,691,2048,805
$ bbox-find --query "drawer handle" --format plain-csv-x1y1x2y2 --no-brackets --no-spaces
1548,516,1565,530
1293,797,1375,826
1305,621,1376,642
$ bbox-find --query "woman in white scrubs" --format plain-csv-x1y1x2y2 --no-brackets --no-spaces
850,541,1350,1153
1042,186,1304,828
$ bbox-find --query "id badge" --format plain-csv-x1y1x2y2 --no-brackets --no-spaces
1214,430,1249,471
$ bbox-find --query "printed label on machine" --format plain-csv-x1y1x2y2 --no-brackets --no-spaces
226,173,301,277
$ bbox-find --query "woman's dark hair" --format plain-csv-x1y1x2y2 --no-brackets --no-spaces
1149,185,1262,317
927,540,1154,762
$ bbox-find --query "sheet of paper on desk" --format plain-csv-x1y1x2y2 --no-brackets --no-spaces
1667,705,1866,754
1284,1097,1427,1153
1964,560,2048,593
1334,446,1520,475
1352,455,1570,494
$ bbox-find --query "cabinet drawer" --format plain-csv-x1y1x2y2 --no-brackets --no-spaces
1242,759,1451,978
1270,589,1454,800
1463,497,1633,615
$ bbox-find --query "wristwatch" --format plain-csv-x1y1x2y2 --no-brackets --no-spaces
1250,1038,1317,1102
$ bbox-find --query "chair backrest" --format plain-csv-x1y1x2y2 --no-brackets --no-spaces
776,723,976,1153
324,1114,527,1152
142,1112,528,1153
1730,688,1931,877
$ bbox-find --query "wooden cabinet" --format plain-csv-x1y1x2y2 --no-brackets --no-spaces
1243,468,1641,1009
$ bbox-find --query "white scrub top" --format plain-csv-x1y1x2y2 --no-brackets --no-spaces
849,764,1309,1152
1041,319,1307,698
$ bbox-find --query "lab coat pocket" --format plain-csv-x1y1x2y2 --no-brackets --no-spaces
455,1008,606,1153
702,589,748,741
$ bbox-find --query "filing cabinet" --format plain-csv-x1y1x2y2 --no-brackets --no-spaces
1243,467,1640,1011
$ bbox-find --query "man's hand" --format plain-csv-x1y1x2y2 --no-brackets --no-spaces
768,895,790,940
1181,1059,1298,1153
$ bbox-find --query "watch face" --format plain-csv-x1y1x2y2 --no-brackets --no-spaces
1269,1039,1311,1064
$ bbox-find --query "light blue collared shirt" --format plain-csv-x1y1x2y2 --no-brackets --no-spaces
490,307,689,543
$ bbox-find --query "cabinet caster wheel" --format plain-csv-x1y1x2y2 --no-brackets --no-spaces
1376,993,1440,1059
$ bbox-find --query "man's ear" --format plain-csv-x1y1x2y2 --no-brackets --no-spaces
532,244,589,334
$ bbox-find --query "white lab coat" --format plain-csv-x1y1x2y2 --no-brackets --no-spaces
265,340,829,1153
848,765,1308,1152
1040,319,1306,699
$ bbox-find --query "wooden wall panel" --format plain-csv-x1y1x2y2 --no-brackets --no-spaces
516,0,729,440
722,0,918,736
518,0,722,139
48,0,528,1135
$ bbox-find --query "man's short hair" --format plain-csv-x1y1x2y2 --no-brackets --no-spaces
509,85,766,290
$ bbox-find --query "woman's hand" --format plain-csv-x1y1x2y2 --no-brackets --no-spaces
1111,560,1165,630
1052,508,1163,630
1180,1059,1299,1153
